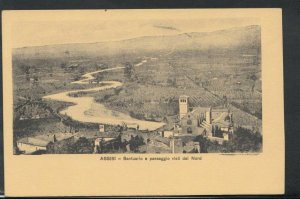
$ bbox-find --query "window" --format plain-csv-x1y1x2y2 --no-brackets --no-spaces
200,113,204,118
187,127,192,134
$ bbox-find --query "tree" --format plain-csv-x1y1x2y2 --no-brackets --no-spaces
124,62,136,81
60,62,67,69
193,135,210,153
64,50,70,56
167,78,176,87
222,95,228,107
74,137,93,154
213,125,223,138
129,135,145,152
223,127,262,152
23,65,31,82
79,67,85,74
95,73,104,82
248,74,258,93
249,74,258,81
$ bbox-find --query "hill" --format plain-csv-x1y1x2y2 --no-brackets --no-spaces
13,25,261,59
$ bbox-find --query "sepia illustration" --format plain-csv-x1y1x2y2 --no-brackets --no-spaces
12,16,262,155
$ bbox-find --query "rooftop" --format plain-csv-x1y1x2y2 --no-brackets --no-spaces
212,112,231,127
17,132,75,147
18,137,50,147
179,95,189,98
95,131,121,138
190,107,211,114
35,133,74,142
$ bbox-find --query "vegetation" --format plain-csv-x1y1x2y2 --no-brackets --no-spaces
73,137,94,153
223,127,262,152
47,136,94,154
124,62,136,81
194,126,262,153
128,135,145,152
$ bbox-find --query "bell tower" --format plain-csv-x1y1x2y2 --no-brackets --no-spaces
179,95,189,119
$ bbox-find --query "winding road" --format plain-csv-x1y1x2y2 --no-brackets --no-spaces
42,59,165,131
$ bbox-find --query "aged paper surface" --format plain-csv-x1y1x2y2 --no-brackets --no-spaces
2,9,284,196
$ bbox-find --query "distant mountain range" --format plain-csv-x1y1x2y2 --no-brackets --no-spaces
13,25,261,58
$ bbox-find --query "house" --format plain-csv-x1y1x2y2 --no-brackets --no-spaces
122,122,139,130
93,131,121,153
178,95,234,142
159,131,174,138
94,131,121,144
16,137,50,154
16,133,74,155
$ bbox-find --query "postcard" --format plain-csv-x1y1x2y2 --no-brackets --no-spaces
2,9,284,196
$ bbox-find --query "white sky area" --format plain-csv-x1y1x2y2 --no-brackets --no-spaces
10,10,260,48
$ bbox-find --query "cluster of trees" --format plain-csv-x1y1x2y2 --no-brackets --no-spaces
73,137,94,153
47,132,146,154
194,126,262,153
126,135,145,153
124,62,137,82
95,73,104,82
61,115,98,133
96,137,123,154
129,111,145,120
13,99,57,123
47,137,94,154
223,126,262,152
193,135,210,153
167,78,177,87
96,134,145,154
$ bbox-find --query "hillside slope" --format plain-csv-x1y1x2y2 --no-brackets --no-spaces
13,25,261,58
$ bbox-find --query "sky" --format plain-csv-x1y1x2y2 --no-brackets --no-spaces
9,10,260,48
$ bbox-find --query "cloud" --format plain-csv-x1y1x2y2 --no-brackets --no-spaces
153,25,180,31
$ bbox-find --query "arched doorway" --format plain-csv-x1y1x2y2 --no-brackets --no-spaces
187,127,192,134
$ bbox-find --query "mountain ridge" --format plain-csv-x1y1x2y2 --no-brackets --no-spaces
13,25,261,58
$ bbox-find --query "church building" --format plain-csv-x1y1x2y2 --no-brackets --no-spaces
177,95,234,141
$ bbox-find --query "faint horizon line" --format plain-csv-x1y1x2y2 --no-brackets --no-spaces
13,24,260,50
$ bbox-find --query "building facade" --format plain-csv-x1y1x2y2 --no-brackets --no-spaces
178,95,234,141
